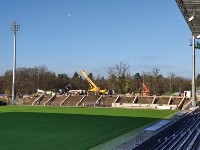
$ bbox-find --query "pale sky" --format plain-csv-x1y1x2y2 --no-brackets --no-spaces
0,0,198,78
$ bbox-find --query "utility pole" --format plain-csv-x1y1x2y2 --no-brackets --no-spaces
168,72,175,93
10,21,20,104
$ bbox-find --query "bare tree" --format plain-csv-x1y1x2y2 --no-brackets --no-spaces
107,61,130,94
151,68,163,95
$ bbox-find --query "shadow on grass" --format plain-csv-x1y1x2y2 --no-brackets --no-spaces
0,111,167,150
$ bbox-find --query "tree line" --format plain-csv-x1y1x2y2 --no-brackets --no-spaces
0,62,196,96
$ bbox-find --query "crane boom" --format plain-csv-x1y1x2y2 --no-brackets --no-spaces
142,83,150,95
134,73,150,96
79,70,100,92
79,70,108,94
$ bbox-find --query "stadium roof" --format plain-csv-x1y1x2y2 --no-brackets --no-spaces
176,0,200,37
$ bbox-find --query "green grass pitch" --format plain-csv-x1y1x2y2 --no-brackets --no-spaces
0,106,177,150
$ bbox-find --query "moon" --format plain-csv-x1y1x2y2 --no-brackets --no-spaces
67,14,71,18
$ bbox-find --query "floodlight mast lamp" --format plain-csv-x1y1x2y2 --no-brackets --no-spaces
10,21,20,105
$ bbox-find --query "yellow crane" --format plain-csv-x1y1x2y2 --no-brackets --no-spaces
79,69,108,94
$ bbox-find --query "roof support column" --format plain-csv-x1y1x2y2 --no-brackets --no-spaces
192,35,196,108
